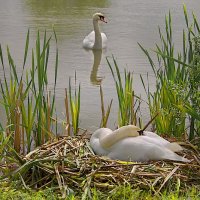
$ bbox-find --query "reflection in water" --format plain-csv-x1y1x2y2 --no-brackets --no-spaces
90,49,103,85
1,0,199,130
23,0,110,37
25,0,109,14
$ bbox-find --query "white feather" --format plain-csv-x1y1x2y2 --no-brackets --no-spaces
83,13,107,50
90,126,190,162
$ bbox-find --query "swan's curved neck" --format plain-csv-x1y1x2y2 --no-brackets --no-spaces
100,126,140,149
93,19,102,49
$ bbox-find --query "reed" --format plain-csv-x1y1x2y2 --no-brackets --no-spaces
68,72,81,135
0,30,58,153
64,88,70,135
99,85,113,128
186,35,200,139
139,5,200,139
107,56,141,127
0,127,12,162
1,135,199,198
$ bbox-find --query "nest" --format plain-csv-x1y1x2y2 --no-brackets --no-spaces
4,135,200,198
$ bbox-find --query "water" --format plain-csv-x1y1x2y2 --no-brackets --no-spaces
0,0,199,131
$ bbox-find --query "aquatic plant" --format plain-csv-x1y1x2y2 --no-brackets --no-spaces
99,85,113,128
139,5,200,139
107,56,142,127
186,35,200,139
67,72,81,135
1,135,199,198
0,30,58,153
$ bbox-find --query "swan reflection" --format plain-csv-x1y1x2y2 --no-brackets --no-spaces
90,49,103,85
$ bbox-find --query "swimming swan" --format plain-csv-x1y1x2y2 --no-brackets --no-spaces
83,13,107,49
90,125,189,162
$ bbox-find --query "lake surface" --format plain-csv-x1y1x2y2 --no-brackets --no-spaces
0,0,200,131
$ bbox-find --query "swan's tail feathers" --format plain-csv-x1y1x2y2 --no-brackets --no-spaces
164,152,190,163
175,155,190,162
166,142,183,152
182,157,191,163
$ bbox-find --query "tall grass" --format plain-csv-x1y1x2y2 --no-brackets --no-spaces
139,5,200,139
66,72,81,135
185,35,200,139
0,30,58,153
99,85,113,128
107,56,142,127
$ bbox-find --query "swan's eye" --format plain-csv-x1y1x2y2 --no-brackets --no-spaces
98,15,107,23
99,16,104,20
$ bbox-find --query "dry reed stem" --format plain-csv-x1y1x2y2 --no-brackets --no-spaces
99,85,113,128
155,165,179,195
65,88,70,136
100,85,105,122
47,91,51,136
3,135,200,196
14,100,21,153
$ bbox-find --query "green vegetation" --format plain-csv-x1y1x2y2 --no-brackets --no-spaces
139,5,200,139
107,56,142,127
0,4,200,200
99,85,113,128
0,182,59,200
0,30,58,153
186,35,200,139
0,182,199,200
67,73,81,135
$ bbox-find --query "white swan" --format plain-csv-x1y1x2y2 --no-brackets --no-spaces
90,125,190,162
83,13,107,49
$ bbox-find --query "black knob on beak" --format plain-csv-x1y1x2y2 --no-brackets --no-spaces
137,130,144,136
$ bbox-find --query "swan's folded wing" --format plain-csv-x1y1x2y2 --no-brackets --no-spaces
144,131,170,146
83,31,95,49
165,142,183,152
144,131,184,152
107,138,156,162
107,137,190,162
101,33,107,49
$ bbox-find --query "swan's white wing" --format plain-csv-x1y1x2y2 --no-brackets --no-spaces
143,131,183,152
140,134,169,148
107,137,189,162
101,33,107,49
108,138,151,162
83,31,107,49
143,131,170,146
83,31,95,49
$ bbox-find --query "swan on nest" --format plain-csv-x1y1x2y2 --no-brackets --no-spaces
90,125,190,162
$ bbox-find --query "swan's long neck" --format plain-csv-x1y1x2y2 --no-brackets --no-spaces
93,19,102,49
100,126,140,149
